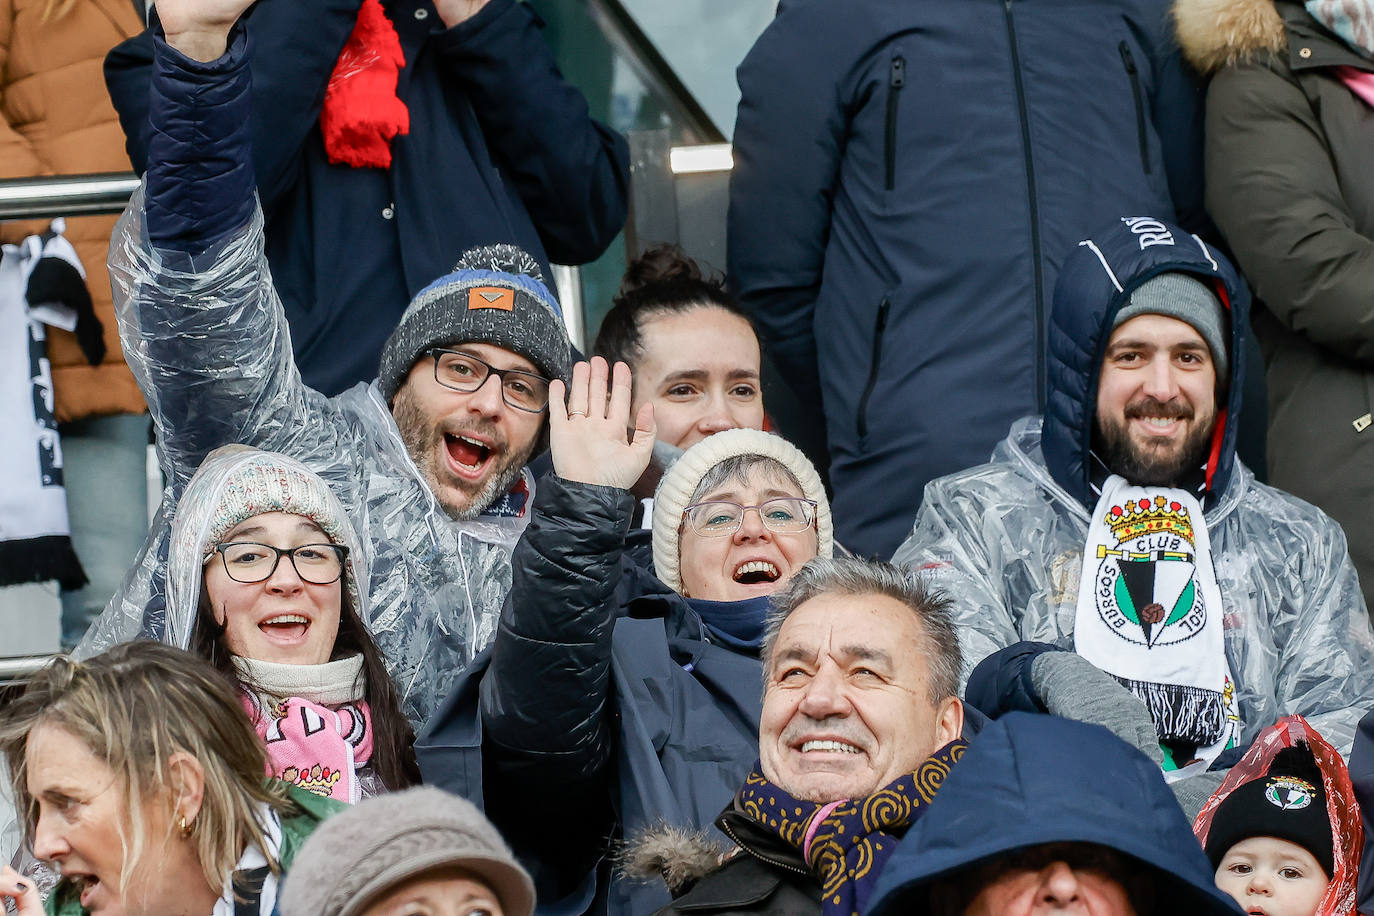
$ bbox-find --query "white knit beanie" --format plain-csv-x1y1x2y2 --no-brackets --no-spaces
651,428,833,594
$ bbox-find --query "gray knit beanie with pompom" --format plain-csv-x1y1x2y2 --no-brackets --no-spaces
376,244,573,402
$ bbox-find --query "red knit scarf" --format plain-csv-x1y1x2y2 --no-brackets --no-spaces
321,0,411,168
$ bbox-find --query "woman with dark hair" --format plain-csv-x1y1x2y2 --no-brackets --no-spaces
594,245,765,453
170,445,418,799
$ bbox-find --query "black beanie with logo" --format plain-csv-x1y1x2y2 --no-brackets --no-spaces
1204,743,1333,878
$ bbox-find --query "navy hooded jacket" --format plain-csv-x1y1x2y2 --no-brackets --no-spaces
867,713,1244,915
1042,215,1250,509
729,0,1211,557
105,0,627,395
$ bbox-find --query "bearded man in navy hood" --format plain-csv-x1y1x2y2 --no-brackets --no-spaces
893,216,1374,785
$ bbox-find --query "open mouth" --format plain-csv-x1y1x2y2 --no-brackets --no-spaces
444,434,493,475
800,739,862,754
260,614,310,641
78,875,100,909
733,560,780,585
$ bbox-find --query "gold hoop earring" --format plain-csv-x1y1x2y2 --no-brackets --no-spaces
178,816,192,838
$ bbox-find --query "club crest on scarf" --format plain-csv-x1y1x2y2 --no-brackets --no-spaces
1075,477,1239,779
1094,495,1205,648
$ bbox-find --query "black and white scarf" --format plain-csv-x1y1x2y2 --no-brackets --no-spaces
0,224,86,590
1075,475,1239,779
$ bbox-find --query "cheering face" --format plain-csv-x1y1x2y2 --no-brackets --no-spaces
202,511,343,666
1094,314,1218,487
631,307,764,451
1214,837,1329,916
27,725,208,916
392,342,545,520
759,591,962,803
676,466,818,602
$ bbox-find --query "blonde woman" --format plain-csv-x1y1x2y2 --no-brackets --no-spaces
0,641,339,915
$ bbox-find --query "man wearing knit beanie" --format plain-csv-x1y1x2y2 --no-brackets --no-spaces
893,215,1374,815
88,105,575,724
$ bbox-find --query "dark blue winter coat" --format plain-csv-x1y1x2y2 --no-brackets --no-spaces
105,0,627,395
867,713,1245,915
416,476,764,916
728,0,1210,557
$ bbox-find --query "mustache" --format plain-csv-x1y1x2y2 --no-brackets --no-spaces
439,419,508,453
1124,397,1193,421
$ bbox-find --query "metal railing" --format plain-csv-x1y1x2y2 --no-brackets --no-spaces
0,172,594,349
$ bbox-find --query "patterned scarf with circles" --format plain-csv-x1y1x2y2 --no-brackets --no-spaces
734,739,968,916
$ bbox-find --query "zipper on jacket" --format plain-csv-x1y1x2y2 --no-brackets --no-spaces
1118,42,1152,175
856,297,891,443
718,820,811,878
1004,0,1046,411
884,56,906,191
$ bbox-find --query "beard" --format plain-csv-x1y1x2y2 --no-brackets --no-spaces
1094,396,1216,487
392,387,537,521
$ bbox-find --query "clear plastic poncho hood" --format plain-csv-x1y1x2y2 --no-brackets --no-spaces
77,187,530,727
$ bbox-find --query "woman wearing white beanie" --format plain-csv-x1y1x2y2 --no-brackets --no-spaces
418,357,833,916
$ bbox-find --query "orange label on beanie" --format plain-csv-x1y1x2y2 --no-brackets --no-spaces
468,287,515,311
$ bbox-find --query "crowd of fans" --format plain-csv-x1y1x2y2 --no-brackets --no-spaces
4,0,1374,914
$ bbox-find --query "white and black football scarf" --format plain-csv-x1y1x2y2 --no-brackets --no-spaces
0,226,87,589
1075,475,1239,779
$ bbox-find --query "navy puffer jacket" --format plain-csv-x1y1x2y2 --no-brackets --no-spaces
729,0,1210,556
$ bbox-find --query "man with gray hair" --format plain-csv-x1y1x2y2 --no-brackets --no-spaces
645,555,969,916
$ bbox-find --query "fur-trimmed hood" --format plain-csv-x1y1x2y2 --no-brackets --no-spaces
619,824,728,897
1174,0,1287,73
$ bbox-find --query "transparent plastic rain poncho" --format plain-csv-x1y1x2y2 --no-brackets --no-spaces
1193,716,1363,915
77,188,528,727
892,416,1374,757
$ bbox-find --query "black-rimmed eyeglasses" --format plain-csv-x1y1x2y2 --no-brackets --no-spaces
681,498,818,537
428,348,550,413
208,542,348,584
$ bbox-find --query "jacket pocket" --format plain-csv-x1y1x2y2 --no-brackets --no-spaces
884,56,906,191
1118,41,1151,175
856,296,891,442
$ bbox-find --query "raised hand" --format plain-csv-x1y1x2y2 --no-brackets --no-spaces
0,866,43,916
156,0,256,61
550,357,656,489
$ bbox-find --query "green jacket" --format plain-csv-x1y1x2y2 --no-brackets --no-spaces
1177,0,1374,612
46,784,340,915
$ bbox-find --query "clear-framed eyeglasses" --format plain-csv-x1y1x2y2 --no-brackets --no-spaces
427,348,550,413
208,542,349,585
681,497,818,537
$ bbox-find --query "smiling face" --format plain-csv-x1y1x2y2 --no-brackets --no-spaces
202,511,342,666
759,591,963,802
1214,837,1329,916
631,307,764,451
26,724,209,916
359,866,506,916
391,342,545,520
677,465,818,601
1094,314,1218,487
